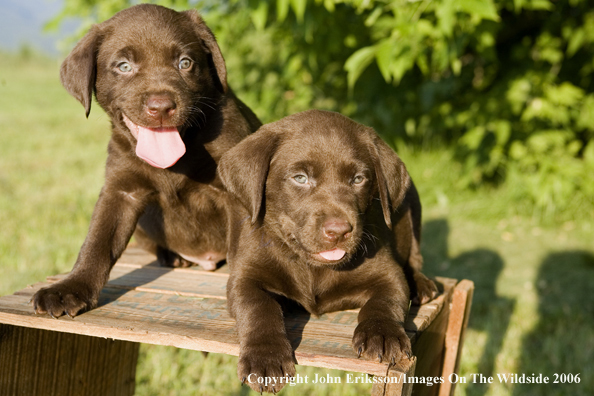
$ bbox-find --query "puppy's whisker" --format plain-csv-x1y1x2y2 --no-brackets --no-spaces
187,107,207,126
362,231,379,244
198,102,217,111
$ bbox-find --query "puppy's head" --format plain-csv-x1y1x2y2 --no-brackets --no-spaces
60,4,228,168
218,110,411,267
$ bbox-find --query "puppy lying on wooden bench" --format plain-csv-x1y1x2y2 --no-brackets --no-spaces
218,110,437,393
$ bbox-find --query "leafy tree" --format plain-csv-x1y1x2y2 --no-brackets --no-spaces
49,0,594,216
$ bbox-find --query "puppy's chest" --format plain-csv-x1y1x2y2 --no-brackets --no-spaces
295,270,368,316
155,179,227,220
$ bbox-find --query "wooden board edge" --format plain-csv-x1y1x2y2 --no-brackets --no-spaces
0,310,412,377
0,311,238,355
438,279,474,396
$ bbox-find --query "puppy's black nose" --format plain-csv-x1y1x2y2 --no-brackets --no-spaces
322,218,353,242
146,94,176,121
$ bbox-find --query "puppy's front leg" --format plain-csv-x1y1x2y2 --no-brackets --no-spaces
32,187,147,318
228,276,296,394
352,284,412,364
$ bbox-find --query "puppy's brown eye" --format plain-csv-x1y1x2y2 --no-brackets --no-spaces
117,62,133,73
179,58,192,70
293,175,308,184
352,175,365,185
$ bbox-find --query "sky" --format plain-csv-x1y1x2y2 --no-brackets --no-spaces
0,0,77,55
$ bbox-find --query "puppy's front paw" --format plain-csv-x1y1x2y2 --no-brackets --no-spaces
352,319,412,364
32,280,98,318
411,273,438,305
238,338,296,394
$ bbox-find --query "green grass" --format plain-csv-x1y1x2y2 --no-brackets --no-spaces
1,52,593,396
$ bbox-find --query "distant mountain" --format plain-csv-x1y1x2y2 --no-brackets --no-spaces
0,0,78,55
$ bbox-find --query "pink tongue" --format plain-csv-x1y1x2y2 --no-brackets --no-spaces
319,248,346,261
123,116,185,169
135,125,186,168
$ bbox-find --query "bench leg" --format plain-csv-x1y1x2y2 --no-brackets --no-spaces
0,324,138,396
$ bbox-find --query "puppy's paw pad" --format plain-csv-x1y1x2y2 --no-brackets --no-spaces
238,340,296,394
352,319,412,364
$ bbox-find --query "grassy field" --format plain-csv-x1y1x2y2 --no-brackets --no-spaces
1,52,593,396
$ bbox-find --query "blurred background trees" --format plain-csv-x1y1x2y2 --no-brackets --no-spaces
49,0,594,217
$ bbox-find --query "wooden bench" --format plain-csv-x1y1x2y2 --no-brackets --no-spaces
0,247,473,396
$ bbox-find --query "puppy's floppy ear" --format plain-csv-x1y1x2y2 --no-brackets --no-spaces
60,26,101,118
185,10,228,93
218,126,280,224
368,129,411,229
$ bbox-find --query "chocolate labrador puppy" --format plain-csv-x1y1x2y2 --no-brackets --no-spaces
218,110,438,393
32,4,260,318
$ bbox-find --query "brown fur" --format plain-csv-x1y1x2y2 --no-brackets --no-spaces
32,4,261,318
218,110,437,393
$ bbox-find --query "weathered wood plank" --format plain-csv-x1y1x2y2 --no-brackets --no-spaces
0,285,418,376
0,324,137,396
48,265,229,300
410,293,453,396
371,357,417,396
438,280,475,396
42,265,450,334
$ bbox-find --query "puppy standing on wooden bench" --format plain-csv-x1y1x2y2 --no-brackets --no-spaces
218,110,438,393
32,4,261,318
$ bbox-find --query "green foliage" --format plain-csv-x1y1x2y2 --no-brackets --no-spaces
49,0,594,217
